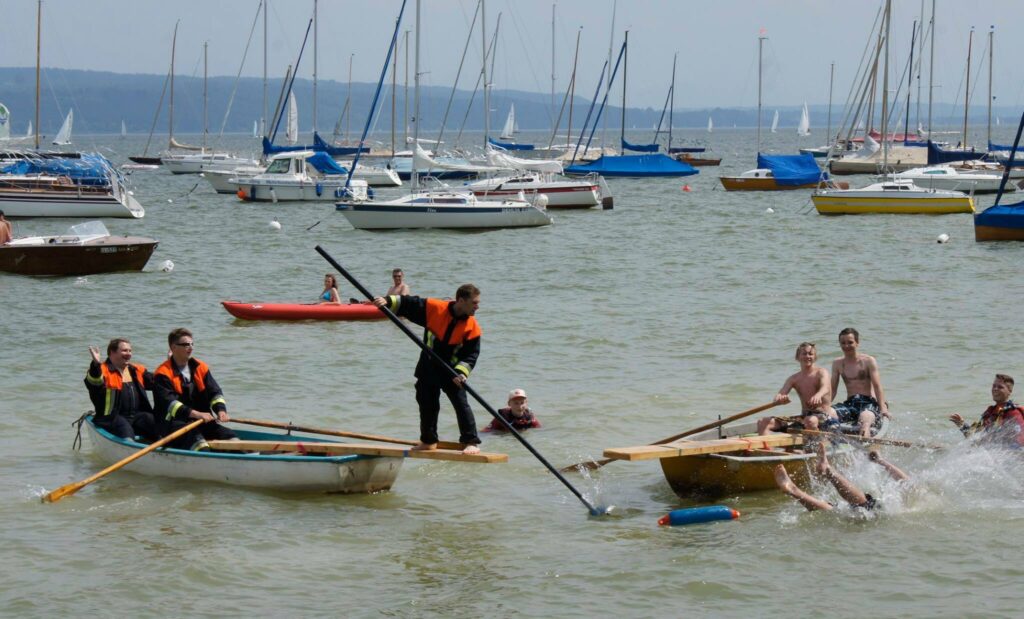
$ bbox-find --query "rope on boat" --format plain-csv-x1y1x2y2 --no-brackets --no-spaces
71,412,90,451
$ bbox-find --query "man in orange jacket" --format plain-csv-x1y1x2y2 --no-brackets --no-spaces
84,338,157,442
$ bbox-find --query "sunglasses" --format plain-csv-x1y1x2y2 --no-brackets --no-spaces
174,341,194,348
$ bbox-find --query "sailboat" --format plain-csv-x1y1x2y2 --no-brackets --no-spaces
719,37,828,191
707,116,713,133
0,103,10,141
974,110,1024,240
336,0,551,230
286,92,299,145
770,110,778,134
797,103,810,137
51,109,73,146
812,0,973,214
499,104,515,139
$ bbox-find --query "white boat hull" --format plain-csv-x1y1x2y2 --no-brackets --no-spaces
466,179,600,208
0,187,143,218
234,179,368,202
337,201,553,229
85,420,403,493
163,154,259,175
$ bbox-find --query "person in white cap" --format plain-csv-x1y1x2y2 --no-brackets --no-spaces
482,388,541,432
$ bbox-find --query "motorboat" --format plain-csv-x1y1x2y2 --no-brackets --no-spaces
231,151,369,202
336,190,552,230
0,221,157,276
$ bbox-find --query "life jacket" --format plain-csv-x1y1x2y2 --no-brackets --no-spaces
100,362,147,391
155,358,210,395
90,361,148,417
423,298,480,351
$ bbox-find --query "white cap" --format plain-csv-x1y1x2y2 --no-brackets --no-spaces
507,388,527,401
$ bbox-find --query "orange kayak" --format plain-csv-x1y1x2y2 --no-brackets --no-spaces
221,301,386,321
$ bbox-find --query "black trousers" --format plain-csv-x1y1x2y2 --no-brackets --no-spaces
414,376,480,445
158,418,237,449
95,412,158,443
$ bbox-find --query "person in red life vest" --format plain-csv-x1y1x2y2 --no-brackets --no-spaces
373,284,483,455
483,388,541,432
153,328,238,451
949,374,1024,448
84,338,158,442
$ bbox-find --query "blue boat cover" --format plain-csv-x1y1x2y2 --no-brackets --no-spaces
0,153,112,186
668,147,706,154
564,154,698,177
621,139,659,153
975,200,1024,230
927,141,984,165
989,141,1023,152
262,132,368,157
756,153,823,186
488,137,535,151
305,152,349,175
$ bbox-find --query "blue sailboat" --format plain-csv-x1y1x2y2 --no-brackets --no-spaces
975,110,1024,241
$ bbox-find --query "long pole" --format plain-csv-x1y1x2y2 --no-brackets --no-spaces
551,2,556,123
916,0,925,132
391,28,397,156
987,26,994,148
927,0,935,138
34,0,40,150
668,52,676,152
568,28,579,146
313,0,318,132
412,0,420,192
963,27,974,149
881,0,890,170
481,0,489,147
202,41,208,151
169,20,178,148
620,30,627,155
757,35,765,153
403,29,409,147
603,0,615,148
903,21,916,141
263,0,268,136
315,246,605,517
827,62,834,145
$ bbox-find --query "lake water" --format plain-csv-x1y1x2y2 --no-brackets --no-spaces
2,129,1022,617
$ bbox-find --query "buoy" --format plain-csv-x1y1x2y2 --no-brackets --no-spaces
167,199,173,203
534,193,549,209
159,260,174,273
937,233,950,244
765,207,774,214
682,184,692,192
658,505,739,527
269,218,282,230
236,188,247,201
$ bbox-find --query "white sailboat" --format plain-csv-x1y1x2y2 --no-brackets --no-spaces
52,109,73,145
26,120,32,138
499,104,516,140
770,110,778,134
120,120,127,138
707,116,713,133
286,92,299,145
252,120,258,138
797,102,811,137
0,103,9,141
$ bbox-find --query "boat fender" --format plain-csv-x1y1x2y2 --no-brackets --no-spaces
269,187,278,204
316,182,323,197
534,193,549,209
658,505,739,527
237,188,248,201
367,187,375,199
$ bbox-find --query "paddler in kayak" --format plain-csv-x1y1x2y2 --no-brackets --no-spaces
373,284,483,455
320,274,341,304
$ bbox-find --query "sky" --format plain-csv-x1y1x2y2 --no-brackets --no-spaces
3,0,1024,111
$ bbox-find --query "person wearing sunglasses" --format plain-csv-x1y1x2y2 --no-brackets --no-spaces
153,328,238,450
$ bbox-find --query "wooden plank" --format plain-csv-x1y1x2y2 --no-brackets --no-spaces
206,440,508,464
602,433,803,462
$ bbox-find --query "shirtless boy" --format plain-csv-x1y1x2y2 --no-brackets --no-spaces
758,342,838,435
830,327,889,437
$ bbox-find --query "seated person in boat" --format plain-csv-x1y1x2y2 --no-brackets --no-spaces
387,268,410,296
84,338,158,442
320,274,341,304
774,441,909,512
482,388,541,432
153,328,238,451
0,210,11,245
758,342,838,435
830,327,889,437
949,374,1024,448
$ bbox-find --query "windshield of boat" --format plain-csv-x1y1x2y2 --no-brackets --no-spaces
265,158,292,174
66,221,110,237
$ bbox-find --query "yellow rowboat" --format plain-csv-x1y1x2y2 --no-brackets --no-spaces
812,179,974,215
604,418,889,498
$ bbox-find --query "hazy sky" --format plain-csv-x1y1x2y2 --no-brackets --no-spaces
3,0,1023,110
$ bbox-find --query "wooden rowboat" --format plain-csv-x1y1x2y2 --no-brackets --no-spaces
605,418,889,498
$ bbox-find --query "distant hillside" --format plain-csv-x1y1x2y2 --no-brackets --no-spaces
0,67,1013,136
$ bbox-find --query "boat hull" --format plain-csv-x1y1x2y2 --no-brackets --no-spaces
0,236,157,276
235,182,354,202
813,193,975,214
469,185,600,209
336,202,553,230
222,301,386,321
0,188,144,218
85,419,403,493
719,177,819,191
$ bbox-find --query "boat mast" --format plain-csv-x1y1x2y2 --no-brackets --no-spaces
391,26,397,156
756,33,764,153
963,27,973,149
987,26,993,148
568,28,579,146
404,29,409,147
903,21,916,141
34,0,41,150
551,2,556,123
827,62,834,146
668,52,676,153
263,0,268,136
346,53,353,143
481,0,489,149
620,30,628,155
927,0,935,138
203,41,208,151
915,0,925,132
169,20,178,149
313,0,318,133
603,0,615,148
412,0,420,192
881,0,890,170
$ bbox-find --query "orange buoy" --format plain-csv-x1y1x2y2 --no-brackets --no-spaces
237,188,247,201
682,184,692,192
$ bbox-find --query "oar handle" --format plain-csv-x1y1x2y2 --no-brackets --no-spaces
315,246,604,516
44,418,206,503
795,428,945,450
655,401,782,445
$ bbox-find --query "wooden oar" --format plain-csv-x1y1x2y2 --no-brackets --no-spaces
316,245,607,516
559,401,782,473
43,418,206,503
229,417,462,450
793,428,946,450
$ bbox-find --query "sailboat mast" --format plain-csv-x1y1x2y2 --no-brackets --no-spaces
620,30,627,155
987,26,993,148
412,0,420,192
391,27,397,156
551,3,556,122
347,54,353,143
603,0,616,148
482,0,489,148
881,0,890,170
404,29,409,147
669,52,676,153
757,34,764,153
903,21,916,141
963,27,973,149
927,0,935,138
827,62,834,145
263,0,268,136
915,0,925,132
568,28,579,146
169,21,178,148
313,0,318,133
34,0,41,150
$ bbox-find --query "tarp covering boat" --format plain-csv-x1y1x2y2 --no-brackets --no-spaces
755,153,823,186
414,145,501,175
305,152,349,175
974,200,1024,240
1,153,113,186
927,140,984,165
564,154,698,177
487,137,535,151
621,139,659,153
262,132,368,157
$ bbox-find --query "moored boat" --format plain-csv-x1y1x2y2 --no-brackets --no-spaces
222,300,385,321
336,191,552,230
0,221,157,276
812,178,974,215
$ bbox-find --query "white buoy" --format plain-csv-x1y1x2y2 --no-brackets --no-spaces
937,233,950,244
128,190,134,196
534,194,549,209
269,218,282,230
167,199,173,203
160,260,174,272
765,207,775,214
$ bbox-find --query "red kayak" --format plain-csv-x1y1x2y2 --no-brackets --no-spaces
221,301,386,321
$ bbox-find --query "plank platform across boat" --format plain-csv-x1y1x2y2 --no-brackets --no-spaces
604,418,889,498
84,417,403,493
221,301,385,321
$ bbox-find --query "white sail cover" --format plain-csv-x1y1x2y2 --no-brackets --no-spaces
286,92,298,145
0,102,10,140
414,145,502,174
847,134,881,160
169,136,203,151
707,116,713,133
486,146,563,173
499,104,515,140
770,110,779,133
797,103,811,136
52,109,73,145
